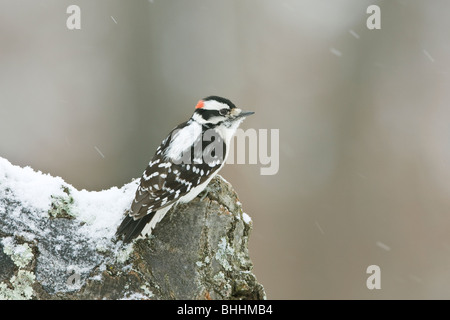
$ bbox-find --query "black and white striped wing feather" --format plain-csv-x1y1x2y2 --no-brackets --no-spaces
117,121,225,241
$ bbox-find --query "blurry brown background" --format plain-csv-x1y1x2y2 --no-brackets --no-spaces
1,0,450,299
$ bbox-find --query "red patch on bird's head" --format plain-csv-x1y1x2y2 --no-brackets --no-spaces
195,100,204,109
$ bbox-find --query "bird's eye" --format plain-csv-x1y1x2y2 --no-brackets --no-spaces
219,109,228,116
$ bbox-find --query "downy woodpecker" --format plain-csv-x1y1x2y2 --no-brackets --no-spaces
116,96,254,242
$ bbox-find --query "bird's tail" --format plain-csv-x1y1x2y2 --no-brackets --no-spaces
116,213,154,243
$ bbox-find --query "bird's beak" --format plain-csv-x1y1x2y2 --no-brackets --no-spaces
239,110,255,118
232,108,255,118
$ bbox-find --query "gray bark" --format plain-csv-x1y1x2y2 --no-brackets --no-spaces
0,159,265,300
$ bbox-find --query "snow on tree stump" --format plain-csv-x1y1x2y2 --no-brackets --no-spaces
0,157,265,300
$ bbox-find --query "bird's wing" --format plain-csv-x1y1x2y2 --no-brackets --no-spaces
129,123,226,220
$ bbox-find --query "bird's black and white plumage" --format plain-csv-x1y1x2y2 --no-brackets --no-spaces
116,96,254,242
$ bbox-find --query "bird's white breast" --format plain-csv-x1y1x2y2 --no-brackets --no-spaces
164,121,202,162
